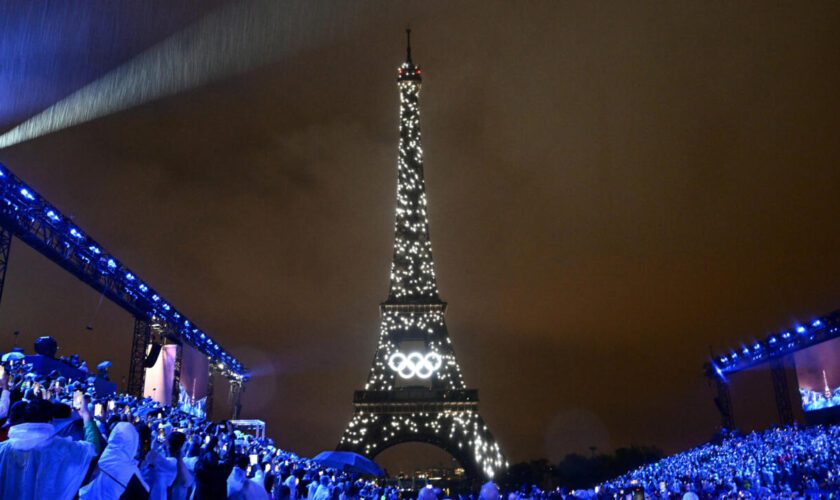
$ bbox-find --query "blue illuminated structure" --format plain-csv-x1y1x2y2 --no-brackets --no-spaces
0,162,248,383
709,311,839,377
706,309,840,429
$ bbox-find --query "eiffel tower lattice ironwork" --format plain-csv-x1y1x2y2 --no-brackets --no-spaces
337,31,507,480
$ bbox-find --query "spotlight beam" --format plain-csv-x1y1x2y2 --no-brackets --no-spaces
0,0,371,149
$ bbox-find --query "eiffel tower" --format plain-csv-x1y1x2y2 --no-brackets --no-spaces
337,31,506,480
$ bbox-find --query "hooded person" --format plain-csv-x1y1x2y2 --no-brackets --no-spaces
311,474,332,500
79,422,150,499
227,456,270,500
0,370,10,420
193,436,234,500
169,431,196,500
417,485,438,500
306,473,320,499
140,434,178,500
283,467,300,500
0,398,97,500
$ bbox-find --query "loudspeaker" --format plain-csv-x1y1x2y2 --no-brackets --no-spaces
144,342,162,368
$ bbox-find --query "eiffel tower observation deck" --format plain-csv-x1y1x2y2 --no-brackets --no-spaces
337,31,506,481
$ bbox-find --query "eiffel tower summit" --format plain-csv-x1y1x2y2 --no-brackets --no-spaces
337,31,507,480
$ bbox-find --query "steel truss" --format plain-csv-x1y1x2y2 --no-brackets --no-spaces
0,163,246,379
770,356,795,426
0,228,10,306
171,340,183,405
229,381,244,420
713,309,840,376
713,376,735,430
127,317,151,397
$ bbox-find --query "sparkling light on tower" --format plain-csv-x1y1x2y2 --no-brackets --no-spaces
337,31,506,480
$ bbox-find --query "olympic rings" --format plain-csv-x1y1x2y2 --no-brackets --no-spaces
388,351,442,379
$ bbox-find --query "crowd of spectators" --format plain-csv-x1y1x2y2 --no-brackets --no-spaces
0,344,416,500
590,425,840,498
8,339,840,499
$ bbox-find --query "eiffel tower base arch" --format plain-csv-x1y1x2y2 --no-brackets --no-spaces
337,389,505,481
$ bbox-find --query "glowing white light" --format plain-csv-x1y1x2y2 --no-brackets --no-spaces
388,351,442,379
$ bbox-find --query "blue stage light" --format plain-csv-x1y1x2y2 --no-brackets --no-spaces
45,209,61,222
151,294,160,302
89,246,101,254
106,259,117,269
20,188,35,201
742,347,750,355
812,320,822,327
769,336,777,344
69,228,83,239
138,283,149,293
782,331,791,339
125,273,135,281
752,342,761,350
796,326,806,334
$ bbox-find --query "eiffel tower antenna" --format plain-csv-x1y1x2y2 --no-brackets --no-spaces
405,28,413,64
337,31,506,481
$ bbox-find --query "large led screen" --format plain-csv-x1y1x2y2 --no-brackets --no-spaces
795,338,840,412
178,343,210,418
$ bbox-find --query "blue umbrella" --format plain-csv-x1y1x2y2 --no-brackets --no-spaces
1,351,24,363
312,451,384,477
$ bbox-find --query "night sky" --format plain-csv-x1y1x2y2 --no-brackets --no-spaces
1,1,840,470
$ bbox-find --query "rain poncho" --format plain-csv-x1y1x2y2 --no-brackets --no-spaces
0,422,96,500
311,478,332,500
79,422,149,499
227,466,270,500
0,388,9,420
283,472,298,500
141,448,178,500
170,455,196,500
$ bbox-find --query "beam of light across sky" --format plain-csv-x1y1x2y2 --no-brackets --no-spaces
0,0,373,149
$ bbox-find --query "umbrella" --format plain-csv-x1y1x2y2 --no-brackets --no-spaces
312,451,384,477
2,351,24,363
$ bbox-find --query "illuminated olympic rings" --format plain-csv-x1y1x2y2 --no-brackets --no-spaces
388,351,443,379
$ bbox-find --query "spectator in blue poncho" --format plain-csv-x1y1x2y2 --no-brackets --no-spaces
0,398,97,500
